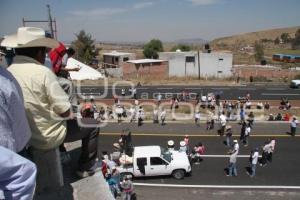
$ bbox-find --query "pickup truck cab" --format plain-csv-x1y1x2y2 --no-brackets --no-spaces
117,145,191,180
290,80,300,88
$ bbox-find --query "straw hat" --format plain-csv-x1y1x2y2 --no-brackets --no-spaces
226,125,232,130
233,140,238,143
1,27,59,48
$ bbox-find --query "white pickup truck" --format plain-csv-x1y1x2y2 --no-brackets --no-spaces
290,80,300,88
117,146,191,180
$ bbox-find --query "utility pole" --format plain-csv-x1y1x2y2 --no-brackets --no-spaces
197,48,201,80
22,5,57,39
47,4,54,38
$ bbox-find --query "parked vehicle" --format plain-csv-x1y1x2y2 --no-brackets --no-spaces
117,145,191,180
290,80,300,88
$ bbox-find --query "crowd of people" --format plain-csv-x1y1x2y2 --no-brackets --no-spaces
0,26,299,199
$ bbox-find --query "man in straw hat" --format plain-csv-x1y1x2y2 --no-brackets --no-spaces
1,27,100,178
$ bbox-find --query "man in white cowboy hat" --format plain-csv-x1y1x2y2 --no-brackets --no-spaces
179,141,187,154
1,27,100,178
290,116,298,136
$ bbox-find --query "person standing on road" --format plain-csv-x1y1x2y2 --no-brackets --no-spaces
184,135,190,154
121,176,134,200
227,148,238,177
240,121,247,143
260,141,271,167
137,108,144,126
225,125,233,147
160,108,166,126
153,108,159,123
195,111,201,126
240,108,245,124
290,117,298,136
218,111,226,136
243,123,251,146
248,148,259,177
268,138,276,163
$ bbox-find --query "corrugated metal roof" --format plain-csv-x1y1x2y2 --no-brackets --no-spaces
103,51,133,56
127,59,166,64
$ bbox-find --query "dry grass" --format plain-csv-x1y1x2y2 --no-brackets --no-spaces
212,26,300,46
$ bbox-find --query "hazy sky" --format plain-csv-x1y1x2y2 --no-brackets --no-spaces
1,0,300,42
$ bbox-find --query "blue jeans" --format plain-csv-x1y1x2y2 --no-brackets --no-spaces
251,163,257,177
0,146,37,200
226,136,232,147
229,162,237,176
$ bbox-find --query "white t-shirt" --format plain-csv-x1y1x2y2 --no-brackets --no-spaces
234,143,239,153
252,151,259,164
245,127,251,136
195,113,201,119
220,114,226,126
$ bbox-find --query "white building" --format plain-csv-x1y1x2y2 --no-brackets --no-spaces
159,51,233,78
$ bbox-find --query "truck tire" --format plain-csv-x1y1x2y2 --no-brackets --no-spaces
120,172,133,181
172,169,185,180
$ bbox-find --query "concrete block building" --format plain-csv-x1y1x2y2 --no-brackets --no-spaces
159,51,233,78
123,59,168,79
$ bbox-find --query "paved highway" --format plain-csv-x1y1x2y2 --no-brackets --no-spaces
98,123,300,187
77,85,300,100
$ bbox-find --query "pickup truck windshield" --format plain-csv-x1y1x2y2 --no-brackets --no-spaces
161,147,172,162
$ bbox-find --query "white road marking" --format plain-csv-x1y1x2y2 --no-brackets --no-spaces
137,88,148,89
266,88,286,91
238,88,256,90
185,88,202,90
157,88,173,90
201,155,261,158
134,183,300,189
261,93,300,96
211,88,230,90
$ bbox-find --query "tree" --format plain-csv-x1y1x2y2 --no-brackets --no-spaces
274,37,280,45
280,33,291,43
292,29,300,50
143,39,163,59
171,44,191,52
254,41,264,62
71,30,97,64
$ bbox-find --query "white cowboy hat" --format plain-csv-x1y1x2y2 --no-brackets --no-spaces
180,141,186,147
233,140,238,143
168,140,174,146
1,27,59,48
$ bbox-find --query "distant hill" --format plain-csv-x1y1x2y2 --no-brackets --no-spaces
173,38,208,45
211,26,300,46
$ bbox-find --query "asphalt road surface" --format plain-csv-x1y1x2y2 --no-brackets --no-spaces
98,123,300,188
77,85,300,100
63,121,300,200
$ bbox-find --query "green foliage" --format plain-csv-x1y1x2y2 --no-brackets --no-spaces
280,33,291,43
260,38,273,43
171,44,191,52
143,39,163,59
254,41,264,62
274,37,280,45
292,29,300,50
71,30,97,64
